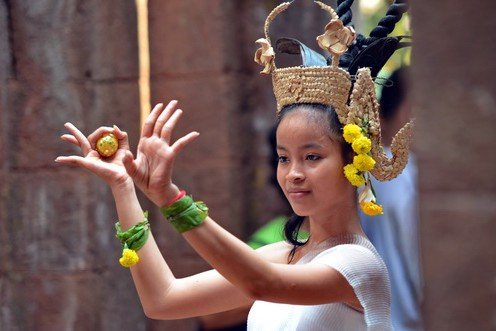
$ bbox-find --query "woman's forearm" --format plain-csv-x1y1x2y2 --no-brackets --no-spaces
111,180,177,315
182,217,278,299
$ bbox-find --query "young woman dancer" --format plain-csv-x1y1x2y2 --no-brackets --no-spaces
57,1,412,329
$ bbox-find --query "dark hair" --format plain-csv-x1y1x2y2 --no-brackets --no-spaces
276,103,352,262
380,66,410,121
267,125,280,190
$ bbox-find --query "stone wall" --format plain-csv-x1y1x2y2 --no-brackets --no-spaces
0,1,144,330
412,1,496,330
2,0,495,330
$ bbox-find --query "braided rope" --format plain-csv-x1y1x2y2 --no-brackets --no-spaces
264,2,292,44
348,68,413,181
370,120,414,181
314,1,339,20
337,0,354,26
366,0,409,44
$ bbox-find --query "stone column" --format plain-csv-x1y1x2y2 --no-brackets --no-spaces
412,1,496,330
0,1,144,330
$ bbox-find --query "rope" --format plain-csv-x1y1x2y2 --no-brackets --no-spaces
336,0,354,26
365,0,409,45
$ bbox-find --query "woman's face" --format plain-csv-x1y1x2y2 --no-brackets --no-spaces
276,108,352,217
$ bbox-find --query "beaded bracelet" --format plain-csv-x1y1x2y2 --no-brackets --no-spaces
160,195,208,233
115,211,150,267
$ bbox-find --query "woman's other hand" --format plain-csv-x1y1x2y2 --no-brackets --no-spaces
56,122,132,189
122,101,199,207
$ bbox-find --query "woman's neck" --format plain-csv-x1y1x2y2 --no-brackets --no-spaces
306,204,364,245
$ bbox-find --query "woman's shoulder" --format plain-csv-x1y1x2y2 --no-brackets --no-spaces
317,242,375,256
310,234,380,262
312,242,389,287
312,242,392,326
315,242,383,267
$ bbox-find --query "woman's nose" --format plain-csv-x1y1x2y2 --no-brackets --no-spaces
287,165,305,182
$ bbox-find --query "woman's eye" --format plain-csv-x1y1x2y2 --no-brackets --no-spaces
278,156,289,163
306,154,321,161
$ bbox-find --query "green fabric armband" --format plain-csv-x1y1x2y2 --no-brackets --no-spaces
160,195,208,233
115,211,150,267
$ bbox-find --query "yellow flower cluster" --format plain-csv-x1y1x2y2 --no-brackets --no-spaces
360,201,384,216
353,154,376,172
344,164,365,187
342,124,383,217
352,136,372,154
343,124,362,143
119,248,140,268
342,124,375,184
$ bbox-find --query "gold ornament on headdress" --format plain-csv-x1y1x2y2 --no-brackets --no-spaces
315,1,356,65
253,0,413,183
254,38,275,74
316,20,356,55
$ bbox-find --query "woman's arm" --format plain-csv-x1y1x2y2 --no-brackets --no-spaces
112,182,255,319
183,218,358,306
123,101,361,310
56,123,254,319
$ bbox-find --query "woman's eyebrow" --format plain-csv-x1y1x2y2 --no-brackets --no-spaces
277,142,325,151
301,142,324,150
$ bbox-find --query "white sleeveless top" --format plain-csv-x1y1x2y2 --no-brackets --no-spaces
247,234,392,330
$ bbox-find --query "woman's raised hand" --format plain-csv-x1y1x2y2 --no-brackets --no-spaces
56,123,133,188
122,101,200,207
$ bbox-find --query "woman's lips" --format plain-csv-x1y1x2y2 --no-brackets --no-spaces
288,191,311,199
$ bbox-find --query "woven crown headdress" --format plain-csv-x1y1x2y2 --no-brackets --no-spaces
254,0,414,215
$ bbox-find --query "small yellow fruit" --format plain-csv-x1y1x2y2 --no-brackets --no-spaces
96,133,119,157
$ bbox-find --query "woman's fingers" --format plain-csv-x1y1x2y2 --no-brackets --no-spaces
171,131,200,154
87,126,114,149
122,150,138,177
55,155,90,168
60,134,79,146
113,125,131,150
152,100,178,137
55,156,116,180
160,109,183,143
64,123,92,155
142,103,165,138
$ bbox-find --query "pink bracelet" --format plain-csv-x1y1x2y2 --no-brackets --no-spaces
165,190,186,207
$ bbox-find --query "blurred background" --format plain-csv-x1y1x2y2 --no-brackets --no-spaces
0,0,495,330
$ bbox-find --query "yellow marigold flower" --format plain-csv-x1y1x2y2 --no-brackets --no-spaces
352,136,372,154
343,124,362,143
353,154,376,172
360,201,384,216
344,163,358,175
348,173,366,187
343,164,365,187
119,248,139,268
